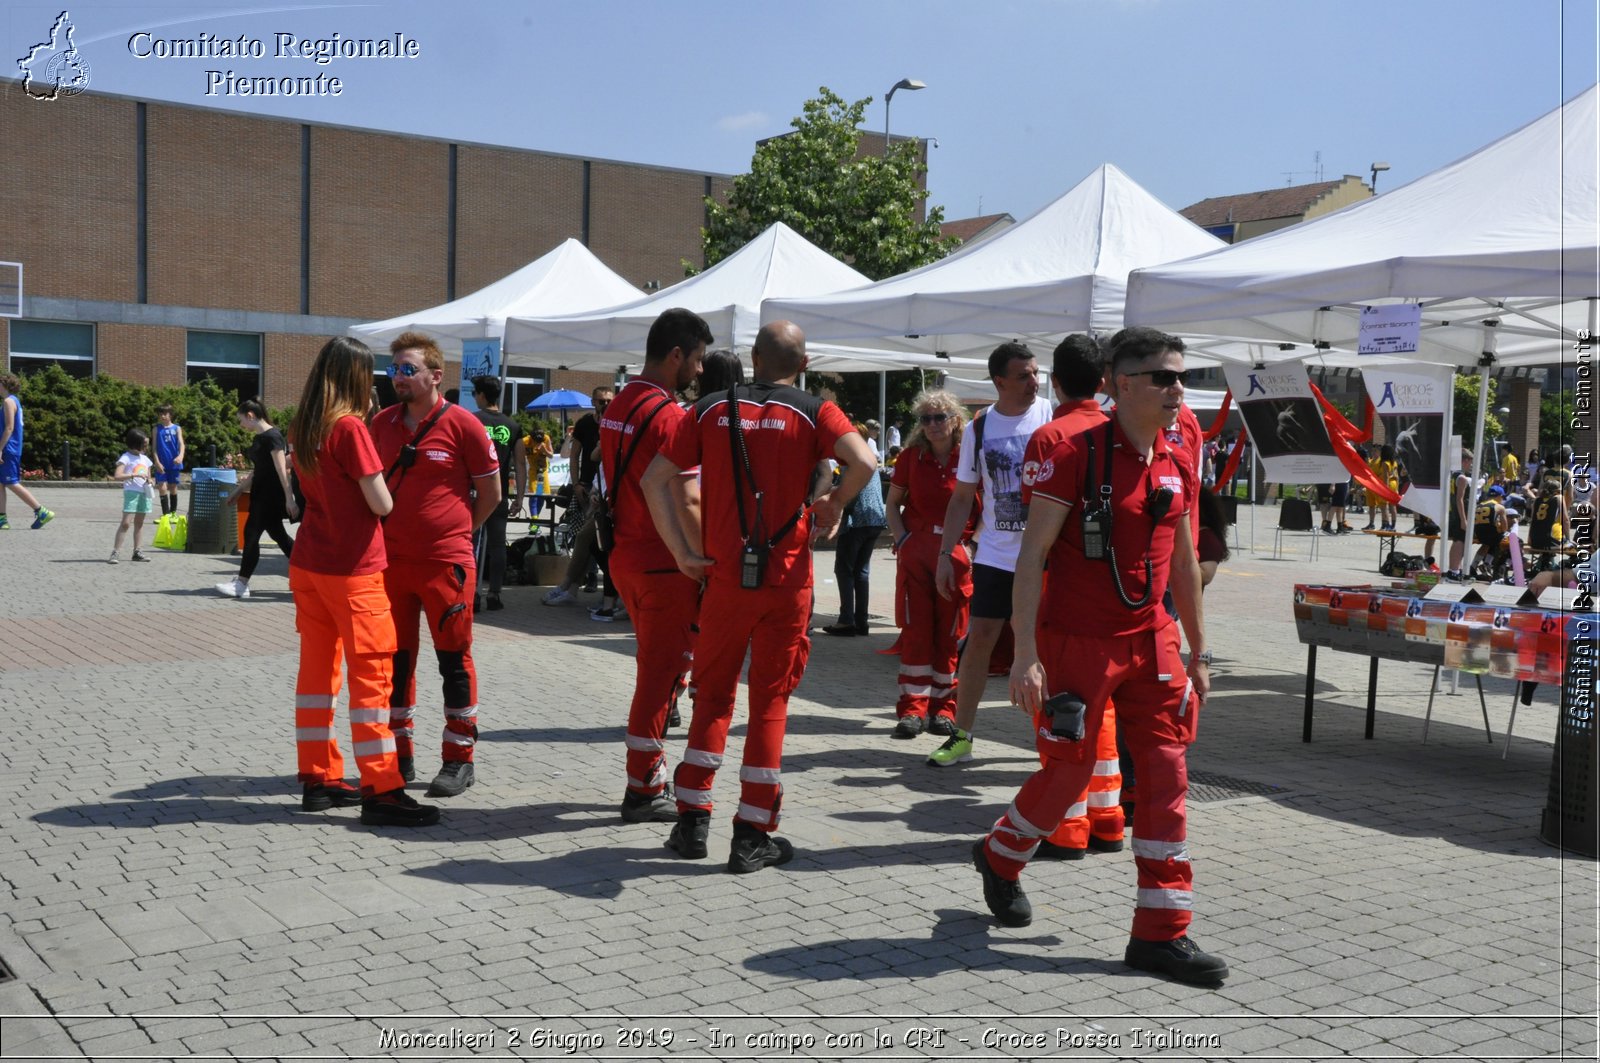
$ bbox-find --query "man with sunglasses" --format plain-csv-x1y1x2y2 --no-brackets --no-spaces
370,333,501,798
973,327,1225,988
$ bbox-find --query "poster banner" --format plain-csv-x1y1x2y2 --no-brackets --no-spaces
457,338,501,413
1362,361,1455,527
1222,362,1348,485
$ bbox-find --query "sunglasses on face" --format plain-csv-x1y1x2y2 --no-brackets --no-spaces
386,363,423,378
918,412,949,425
1125,369,1190,387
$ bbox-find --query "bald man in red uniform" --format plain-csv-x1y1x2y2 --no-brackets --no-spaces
643,320,876,874
976,326,1226,988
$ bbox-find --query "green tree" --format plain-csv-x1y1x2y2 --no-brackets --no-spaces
1453,372,1502,447
1538,389,1575,451
700,88,957,281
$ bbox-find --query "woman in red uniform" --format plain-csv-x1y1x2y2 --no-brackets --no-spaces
286,336,439,828
885,390,973,739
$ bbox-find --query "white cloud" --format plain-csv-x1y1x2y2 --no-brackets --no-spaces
717,111,769,133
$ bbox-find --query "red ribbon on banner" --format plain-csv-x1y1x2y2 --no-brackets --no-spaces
1308,382,1399,503
1202,392,1233,441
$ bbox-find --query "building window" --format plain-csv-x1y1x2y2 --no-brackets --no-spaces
187,331,262,399
8,320,95,379
503,371,549,417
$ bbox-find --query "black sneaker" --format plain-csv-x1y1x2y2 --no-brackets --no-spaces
1124,935,1229,986
302,779,363,812
727,822,795,874
426,760,475,797
667,702,682,729
1088,835,1126,854
398,756,415,783
927,714,956,737
666,810,710,859
359,788,440,827
486,594,504,611
893,714,925,739
620,788,677,824
1035,839,1087,860
972,839,1031,927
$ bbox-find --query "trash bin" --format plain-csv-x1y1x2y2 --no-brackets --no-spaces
1540,612,1599,857
186,468,239,554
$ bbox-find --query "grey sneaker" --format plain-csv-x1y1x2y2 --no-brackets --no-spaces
426,760,475,797
107,551,119,564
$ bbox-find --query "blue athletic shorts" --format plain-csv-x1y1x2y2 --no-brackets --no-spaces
154,464,182,485
0,454,19,485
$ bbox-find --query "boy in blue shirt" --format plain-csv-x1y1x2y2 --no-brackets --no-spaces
0,372,54,530
152,404,186,517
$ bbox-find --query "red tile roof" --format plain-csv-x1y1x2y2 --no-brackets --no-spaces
1179,179,1347,227
941,213,1013,243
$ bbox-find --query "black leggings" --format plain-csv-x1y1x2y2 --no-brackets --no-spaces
239,505,293,581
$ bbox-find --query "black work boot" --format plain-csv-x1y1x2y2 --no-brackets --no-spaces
727,822,795,874
972,839,1032,927
359,788,440,828
665,810,710,859
620,787,676,824
302,779,362,812
426,760,475,797
398,756,416,783
1124,935,1230,986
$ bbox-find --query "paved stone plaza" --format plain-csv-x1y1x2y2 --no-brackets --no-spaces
0,486,1594,1061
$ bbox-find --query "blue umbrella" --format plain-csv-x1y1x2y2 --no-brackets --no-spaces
524,388,594,412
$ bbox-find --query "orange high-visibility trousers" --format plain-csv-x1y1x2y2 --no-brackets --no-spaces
289,565,405,796
612,560,700,797
1040,701,1124,849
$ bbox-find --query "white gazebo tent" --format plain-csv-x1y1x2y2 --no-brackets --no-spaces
761,163,1228,358
503,222,976,376
1125,83,1599,547
348,238,644,357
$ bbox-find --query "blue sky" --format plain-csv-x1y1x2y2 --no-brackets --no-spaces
7,0,1598,224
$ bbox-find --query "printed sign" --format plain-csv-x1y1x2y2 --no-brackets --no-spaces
456,338,501,414
1223,362,1347,485
1363,361,1455,529
1358,304,1423,355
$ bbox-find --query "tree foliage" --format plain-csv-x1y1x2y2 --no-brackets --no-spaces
701,88,957,281
1538,389,1575,451
1453,373,1502,446
9,364,277,478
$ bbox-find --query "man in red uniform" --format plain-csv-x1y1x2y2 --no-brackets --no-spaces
370,332,501,798
975,326,1225,987
1018,334,1122,859
604,308,712,823
642,320,876,873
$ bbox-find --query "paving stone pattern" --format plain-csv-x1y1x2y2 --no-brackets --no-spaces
0,489,1594,1061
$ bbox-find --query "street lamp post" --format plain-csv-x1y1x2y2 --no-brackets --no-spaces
1369,161,1391,193
884,77,925,150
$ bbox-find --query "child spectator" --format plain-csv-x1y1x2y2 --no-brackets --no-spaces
111,429,155,563
0,372,54,530
151,403,186,517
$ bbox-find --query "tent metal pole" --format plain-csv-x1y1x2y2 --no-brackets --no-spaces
879,371,888,456
1462,323,1499,575
1250,442,1257,553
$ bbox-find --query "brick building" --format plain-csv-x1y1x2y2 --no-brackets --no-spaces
0,84,738,409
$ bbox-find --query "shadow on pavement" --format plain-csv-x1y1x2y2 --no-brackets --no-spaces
742,909,1117,982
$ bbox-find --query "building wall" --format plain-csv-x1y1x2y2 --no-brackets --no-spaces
1302,176,1372,222
146,107,301,313
2,87,732,410
0,89,138,303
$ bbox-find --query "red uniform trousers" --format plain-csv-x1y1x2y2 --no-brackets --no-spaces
982,622,1198,941
289,566,405,796
895,535,970,723
1041,701,1125,849
612,559,700,797
383,558,479,764
674,579,811,830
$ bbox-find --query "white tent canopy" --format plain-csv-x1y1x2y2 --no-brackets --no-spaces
761,163,1228,359
942,373,1228,413
1125,84,1600,367
348,239,643,357
502,222,975,375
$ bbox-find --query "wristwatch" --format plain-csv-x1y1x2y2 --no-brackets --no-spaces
1194,650,1214,664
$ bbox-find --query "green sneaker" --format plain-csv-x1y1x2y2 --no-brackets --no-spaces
0,514,9,530
927,730,974,767
30,508,54,529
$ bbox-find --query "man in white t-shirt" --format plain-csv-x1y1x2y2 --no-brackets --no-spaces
925,341,1053,764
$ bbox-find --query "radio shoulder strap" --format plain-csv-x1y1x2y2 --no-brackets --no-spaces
604,393,674,512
